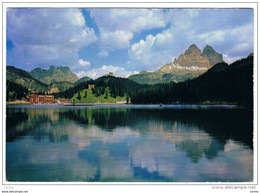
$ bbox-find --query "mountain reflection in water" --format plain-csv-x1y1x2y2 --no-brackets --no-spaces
6,105,253,182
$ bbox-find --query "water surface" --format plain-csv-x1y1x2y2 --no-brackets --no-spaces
6,104,253,182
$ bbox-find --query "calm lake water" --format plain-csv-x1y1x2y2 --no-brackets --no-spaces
6,104,253,182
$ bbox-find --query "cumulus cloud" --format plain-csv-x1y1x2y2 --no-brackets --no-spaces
7,8,254,77
76,65,138,79
7,8,97,69
90,9,166,33
129,28,183,70
99,30,133,52
198,23,254,57
129,9,254,70
78,59,91,67
89,9,166,55
129,35,156,66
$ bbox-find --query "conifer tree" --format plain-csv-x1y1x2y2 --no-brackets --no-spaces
77,91,81,100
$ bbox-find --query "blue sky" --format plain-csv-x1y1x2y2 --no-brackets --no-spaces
7,8,254,79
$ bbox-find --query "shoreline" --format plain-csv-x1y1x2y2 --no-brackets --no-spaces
6,101,239,106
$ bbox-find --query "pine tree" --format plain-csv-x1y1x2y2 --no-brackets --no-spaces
77,91,81,100
105,90,108,99
84,90,87,98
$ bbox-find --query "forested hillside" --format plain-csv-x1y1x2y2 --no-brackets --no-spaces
131,54,253,107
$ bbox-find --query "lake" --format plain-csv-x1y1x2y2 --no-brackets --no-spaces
6,104,253,182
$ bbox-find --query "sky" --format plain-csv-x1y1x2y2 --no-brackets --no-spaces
6,8,254,79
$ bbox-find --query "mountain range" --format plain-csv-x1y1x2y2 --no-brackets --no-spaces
7,66,48,92
7,44,223,91
129,44,224,84
7,66,75,94
30,65,78,84
6,44,253,106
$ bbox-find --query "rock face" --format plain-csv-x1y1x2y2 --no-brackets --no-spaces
30,66,78,84
202,45,224,66
129,44,225,85
173,44,211,68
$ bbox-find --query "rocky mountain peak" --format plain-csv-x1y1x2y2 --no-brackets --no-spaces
30,65,78,84
173,44,211,68
202,45,224,66
184,44,202,56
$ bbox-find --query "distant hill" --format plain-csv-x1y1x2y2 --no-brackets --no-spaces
55,75,148,102
74,76,92,85
7,66,76,95
131,53,253,106
128,44,224,85
7,66,48,92
30,65,78,84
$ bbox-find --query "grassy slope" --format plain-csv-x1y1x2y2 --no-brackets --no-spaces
70,88,126,104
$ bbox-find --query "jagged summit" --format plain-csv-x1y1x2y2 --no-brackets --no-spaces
202,45,224,66
184,44,202,55
173,44,211,68
30,65,78,84
172,44,224,68
129,44,226,85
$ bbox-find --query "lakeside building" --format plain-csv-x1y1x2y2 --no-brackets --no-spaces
28,94,55,104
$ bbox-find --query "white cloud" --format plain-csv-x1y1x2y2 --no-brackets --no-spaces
76,65,138,79
90,9,166,33
223,55,242,64
7,8,253,73
7,8,98,69
99,30,133,52
78,59,91,67
198,30,225,43
89,9,166,54
198,23,254,58
129,10,254,70
129,28,183,70
129,35,156,66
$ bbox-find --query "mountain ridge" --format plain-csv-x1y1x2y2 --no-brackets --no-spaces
129,44,224,84
7,66,48,92
7,66,76,94
131,53,253,106
30,65,78,84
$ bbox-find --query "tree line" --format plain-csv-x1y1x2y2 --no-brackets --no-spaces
6,80,28,101
55,75,147,100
